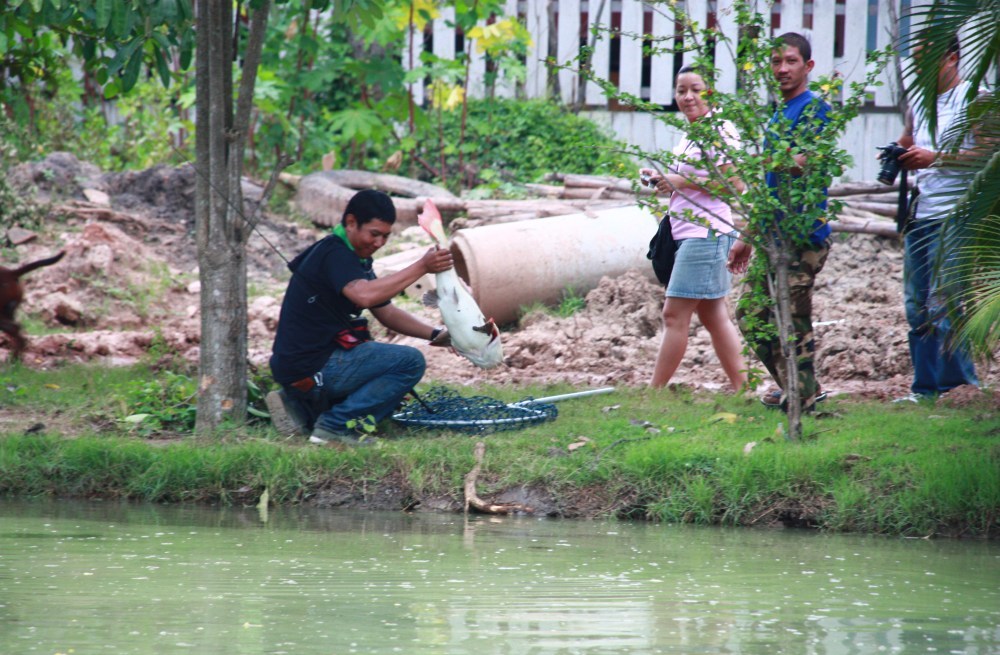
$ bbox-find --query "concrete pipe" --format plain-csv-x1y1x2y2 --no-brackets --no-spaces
450,205,659,325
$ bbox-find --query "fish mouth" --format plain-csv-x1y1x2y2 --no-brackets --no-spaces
472,318,500,341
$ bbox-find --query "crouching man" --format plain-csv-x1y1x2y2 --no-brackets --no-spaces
268,189,451,445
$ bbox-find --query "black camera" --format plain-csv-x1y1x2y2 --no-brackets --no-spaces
876,142,908,186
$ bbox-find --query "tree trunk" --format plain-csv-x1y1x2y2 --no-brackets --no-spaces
763,238,803,442
194,0,272,433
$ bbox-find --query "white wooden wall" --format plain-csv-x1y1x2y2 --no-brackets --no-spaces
402,0,903,109
402,0,910,181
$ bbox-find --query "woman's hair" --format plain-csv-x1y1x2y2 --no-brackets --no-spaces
676,64,713,85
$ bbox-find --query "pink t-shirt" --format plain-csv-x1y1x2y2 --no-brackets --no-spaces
667,119,739,240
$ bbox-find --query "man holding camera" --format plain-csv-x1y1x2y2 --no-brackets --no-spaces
892,38,980,402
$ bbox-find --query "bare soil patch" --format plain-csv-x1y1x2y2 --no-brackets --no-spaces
4,153,998,409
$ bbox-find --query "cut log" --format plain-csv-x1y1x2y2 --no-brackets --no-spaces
464,441,533,515
523,183,566,198
828,181,898,196
841,201,897,217
562,173,654,196
832,222,899,238
55,202,153,229
295,170,456,227
561,173,629,190
841,193,899,204
838,205,888,220
450,213,541,230
560,186,638,200
833,214,900,238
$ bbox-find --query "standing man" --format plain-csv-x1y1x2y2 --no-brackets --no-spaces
728,32,832,413
267,189,452,445
893,38,979,402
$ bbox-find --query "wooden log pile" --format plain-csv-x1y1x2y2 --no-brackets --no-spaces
288,169,901,237
532,173,902,238
444,197,632,229
830,180,901,238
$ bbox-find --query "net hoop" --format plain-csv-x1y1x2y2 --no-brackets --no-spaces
393,404,554,429
391,386,558,434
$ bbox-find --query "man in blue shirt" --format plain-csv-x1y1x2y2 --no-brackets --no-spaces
729,32,832,413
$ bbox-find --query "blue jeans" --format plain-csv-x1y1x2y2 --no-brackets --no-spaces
285,341,426,433
903,220,977,396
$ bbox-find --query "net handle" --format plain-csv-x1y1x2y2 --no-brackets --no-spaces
511,387,615,406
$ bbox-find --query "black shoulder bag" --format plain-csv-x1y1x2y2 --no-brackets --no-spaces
646,215,677,286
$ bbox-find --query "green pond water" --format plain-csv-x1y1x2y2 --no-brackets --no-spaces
0,500,997,654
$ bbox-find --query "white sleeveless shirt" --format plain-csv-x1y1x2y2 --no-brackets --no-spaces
912,80,981,221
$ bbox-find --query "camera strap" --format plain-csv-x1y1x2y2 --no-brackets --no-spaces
895,169,909,234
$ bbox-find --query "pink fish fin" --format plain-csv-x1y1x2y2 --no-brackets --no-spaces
417,198,447,245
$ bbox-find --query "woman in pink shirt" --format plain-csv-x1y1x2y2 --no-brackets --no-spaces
640,66,748,392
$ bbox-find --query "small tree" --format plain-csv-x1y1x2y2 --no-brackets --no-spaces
581,0,890,440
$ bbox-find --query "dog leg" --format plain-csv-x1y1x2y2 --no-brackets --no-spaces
0,317,25,361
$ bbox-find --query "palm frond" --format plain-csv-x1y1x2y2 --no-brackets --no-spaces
940,141,1000,357
951,216,1000,356
939,102,1000,244
900,0,1000,137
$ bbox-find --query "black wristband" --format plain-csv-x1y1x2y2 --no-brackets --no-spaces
429,327,443,342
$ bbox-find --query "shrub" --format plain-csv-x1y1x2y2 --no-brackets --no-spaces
412,98,634,188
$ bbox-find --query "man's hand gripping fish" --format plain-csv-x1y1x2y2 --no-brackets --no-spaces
418,199,504,369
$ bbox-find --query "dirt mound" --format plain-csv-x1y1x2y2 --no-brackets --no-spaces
4,153,996,400
8,152,104,203
5,153,320,366
103,164,198,219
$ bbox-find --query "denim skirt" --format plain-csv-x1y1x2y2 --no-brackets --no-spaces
665,233,736,299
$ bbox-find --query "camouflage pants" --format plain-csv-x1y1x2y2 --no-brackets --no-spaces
736,240,830,410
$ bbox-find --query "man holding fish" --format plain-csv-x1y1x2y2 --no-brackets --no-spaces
268,189,454,446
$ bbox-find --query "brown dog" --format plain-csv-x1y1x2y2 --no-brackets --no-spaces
0,251,65,360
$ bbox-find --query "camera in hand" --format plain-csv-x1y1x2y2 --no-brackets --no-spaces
876,142,908,185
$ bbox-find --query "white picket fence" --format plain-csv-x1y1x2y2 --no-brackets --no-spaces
402,0,910,180
403,0,904,108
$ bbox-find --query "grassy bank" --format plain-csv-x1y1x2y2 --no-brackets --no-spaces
1,362,997,538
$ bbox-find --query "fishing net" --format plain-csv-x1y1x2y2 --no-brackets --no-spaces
392,386,558,434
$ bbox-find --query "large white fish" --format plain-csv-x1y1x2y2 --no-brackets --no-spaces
418,199,504,369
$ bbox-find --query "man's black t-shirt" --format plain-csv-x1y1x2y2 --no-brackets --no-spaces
269,234,386,385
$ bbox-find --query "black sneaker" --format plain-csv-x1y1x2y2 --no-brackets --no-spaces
308,426,370,447
265,389,310,436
